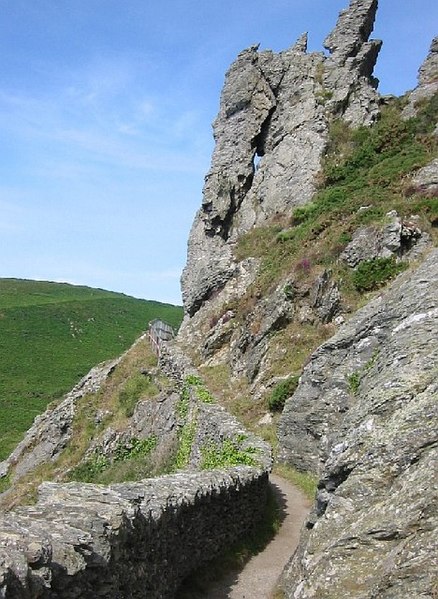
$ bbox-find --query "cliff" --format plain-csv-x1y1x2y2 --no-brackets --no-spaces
177,0,438,596
279,250,438,597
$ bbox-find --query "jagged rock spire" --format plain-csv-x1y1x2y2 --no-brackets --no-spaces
419,36,438,86
324,0,379,64
403,36,438,120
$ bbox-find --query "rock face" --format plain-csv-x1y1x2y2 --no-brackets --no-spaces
278,250,438,598
340,211,426,267
403,36,438,121
180,0,382,320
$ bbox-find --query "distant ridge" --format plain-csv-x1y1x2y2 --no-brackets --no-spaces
0,278,183,459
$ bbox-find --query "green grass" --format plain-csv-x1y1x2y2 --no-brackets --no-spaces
0,278,183,460
274,464,318,500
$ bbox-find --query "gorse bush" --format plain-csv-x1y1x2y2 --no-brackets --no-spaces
268,376,299,412
352,257,407,292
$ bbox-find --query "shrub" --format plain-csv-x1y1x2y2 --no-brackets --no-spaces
352,257,407,292
268,376,299,412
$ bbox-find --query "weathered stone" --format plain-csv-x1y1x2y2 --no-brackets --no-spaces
323,0,379,66
0,468,269,598
403,36,438,120
278,250,438,598
411,157,438,197
341,211,426,267
310,270,341,323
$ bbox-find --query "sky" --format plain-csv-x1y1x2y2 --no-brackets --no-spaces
0,1,437,305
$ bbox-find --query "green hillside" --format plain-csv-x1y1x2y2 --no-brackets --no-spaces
0,279,183,460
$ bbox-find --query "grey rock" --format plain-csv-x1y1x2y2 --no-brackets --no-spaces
341,211,425,267
278,250,438,598
418,36,438,86
323,0,379,67
310,270,341,323
411,157,438,197
403,36,438,120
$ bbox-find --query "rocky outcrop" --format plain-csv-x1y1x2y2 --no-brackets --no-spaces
0,357,121,481
181,0,382,320
340,211,426,267
278,250,438,598
410,158,438,199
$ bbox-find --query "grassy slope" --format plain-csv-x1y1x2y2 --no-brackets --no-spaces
0,279,183,460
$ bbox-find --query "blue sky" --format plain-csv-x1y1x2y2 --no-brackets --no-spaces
1,1,436,305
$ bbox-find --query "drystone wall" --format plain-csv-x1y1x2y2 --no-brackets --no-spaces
0,468,268,599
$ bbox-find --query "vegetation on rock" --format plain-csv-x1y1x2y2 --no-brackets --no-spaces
201,438,258,469
268,377,300,412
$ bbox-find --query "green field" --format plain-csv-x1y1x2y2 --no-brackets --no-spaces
0,279,183,460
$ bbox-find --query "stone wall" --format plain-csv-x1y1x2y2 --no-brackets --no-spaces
0,467,268,598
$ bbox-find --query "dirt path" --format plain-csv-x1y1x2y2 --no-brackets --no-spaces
204,474,312,599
